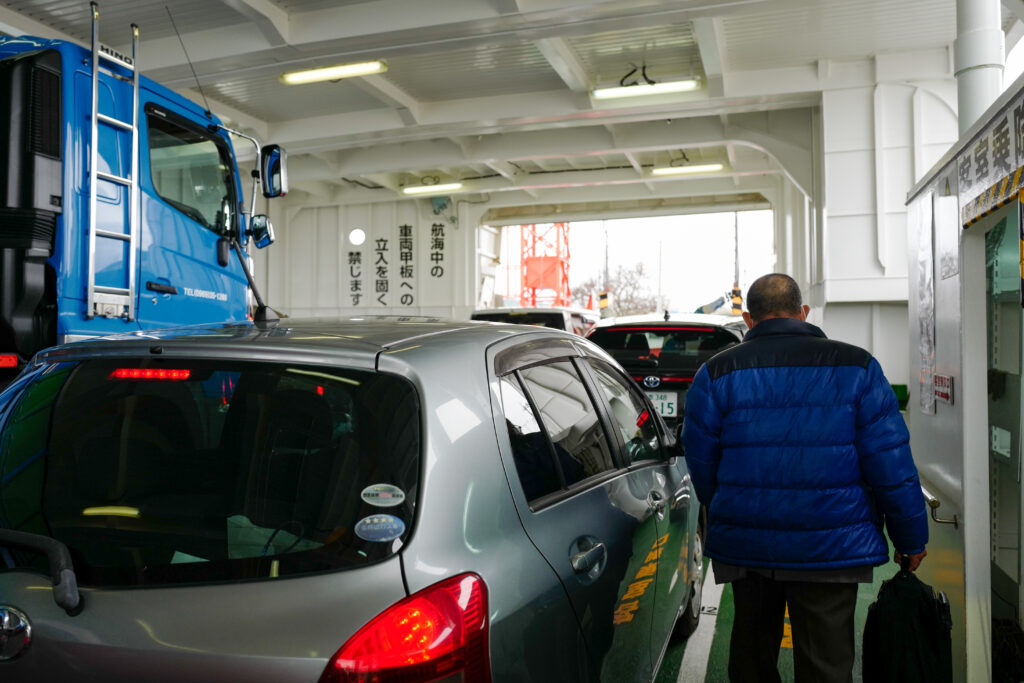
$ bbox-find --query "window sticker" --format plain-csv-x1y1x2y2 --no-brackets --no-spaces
354,515,406,542
361,483,406,508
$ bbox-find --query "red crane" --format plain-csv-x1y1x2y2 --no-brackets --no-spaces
519,223,572,307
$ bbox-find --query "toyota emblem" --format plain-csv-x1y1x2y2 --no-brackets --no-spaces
0,606,31,661
643,376,661,389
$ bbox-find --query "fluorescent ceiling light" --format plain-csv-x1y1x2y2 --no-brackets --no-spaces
592,79,699,100
281,60,387,85
402,182,463,195
650,163,724,176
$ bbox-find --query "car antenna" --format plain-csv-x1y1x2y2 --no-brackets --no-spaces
663,309,670,321
165,5,212,119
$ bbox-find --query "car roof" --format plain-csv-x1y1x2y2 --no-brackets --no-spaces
471,306,600,317
33,316,578,366
593,312,746,329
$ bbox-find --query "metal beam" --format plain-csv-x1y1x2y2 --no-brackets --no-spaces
348,75,421,125
484,160,538,198
290,180,337,201
217,0,290,46
263,85,818,157
139,0,776,77
492,0,522,15
281,113,802,184
535,37,590,92
623,151,656,193
464,174,781,218
481,200,771,226
0,5,79,43
1005,1,1024,26
692,17,726,97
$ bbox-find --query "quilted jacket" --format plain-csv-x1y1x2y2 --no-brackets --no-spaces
682,317,928,570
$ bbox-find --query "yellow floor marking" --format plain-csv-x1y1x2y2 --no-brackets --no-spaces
781,605,793,649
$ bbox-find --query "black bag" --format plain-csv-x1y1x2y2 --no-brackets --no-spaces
862,560,953,682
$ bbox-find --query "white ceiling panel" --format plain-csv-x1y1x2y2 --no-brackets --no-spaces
383,41,565,101
569,23,703,88
3,0,245,43
723,0,956,71
208,76,388,121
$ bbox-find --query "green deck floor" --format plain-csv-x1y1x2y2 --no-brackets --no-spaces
655,554,896,682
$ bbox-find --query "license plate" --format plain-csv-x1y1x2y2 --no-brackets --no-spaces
645,391,678,418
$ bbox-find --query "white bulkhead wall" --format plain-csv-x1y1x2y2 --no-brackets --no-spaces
818,51,958,386
251,198,479,320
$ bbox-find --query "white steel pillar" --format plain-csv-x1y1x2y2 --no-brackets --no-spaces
954,0,1003,135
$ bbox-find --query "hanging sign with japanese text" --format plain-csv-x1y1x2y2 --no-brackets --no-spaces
958,96,1024,225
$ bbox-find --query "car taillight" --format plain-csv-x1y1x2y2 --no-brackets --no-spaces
0,354,18,368
319,573,490,683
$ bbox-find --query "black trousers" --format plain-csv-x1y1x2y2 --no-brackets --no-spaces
728,572,858,683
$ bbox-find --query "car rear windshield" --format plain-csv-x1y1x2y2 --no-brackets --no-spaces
587,326,739,371
0,359,420,587
472,312,566,330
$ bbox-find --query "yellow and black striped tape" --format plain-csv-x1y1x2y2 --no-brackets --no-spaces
963,166,1024,227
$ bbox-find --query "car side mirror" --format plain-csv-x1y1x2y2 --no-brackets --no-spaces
251,214,275,249
260,144,288,198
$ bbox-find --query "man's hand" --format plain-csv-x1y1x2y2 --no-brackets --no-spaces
894,549,927,572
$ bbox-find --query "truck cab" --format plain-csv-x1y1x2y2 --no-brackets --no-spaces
0,15,286,380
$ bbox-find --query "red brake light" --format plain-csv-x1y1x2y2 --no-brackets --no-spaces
110,368,191,381
637,409,650,427
320,573,490,683
0,354,18,368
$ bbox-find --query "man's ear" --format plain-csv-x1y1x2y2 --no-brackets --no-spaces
799,305,810,321
742,311,754,329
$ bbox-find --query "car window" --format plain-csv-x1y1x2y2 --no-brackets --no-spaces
0,358,420,588
588,359,663,463
587,326,738,371
147,107,236,234
518,361,615,486
499,375,562,502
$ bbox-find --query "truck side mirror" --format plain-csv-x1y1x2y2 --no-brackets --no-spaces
251,214,275,249
259,145,288,198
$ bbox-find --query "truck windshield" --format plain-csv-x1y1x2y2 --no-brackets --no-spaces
147,107,235,233
0,359,420,587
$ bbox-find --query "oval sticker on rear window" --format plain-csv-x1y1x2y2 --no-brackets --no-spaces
361,484,406,507
354,515,406,542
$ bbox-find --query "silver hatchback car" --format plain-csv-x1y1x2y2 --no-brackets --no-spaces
0,318,703,682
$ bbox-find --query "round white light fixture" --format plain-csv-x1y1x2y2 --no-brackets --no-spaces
349,228,366,246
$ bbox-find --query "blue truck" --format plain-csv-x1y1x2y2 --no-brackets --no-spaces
0,3,286,379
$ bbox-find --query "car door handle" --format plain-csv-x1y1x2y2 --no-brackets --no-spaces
571,542,607,574
146,281,178,295
648,490,667,513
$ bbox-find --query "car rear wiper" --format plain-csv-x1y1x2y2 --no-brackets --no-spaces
0,529,83,615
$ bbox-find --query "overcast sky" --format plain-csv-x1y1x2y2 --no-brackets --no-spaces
494,210,776,314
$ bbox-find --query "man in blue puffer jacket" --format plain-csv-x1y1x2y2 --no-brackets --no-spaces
683,273,928,683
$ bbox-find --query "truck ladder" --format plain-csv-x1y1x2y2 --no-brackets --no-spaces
86,1,140,320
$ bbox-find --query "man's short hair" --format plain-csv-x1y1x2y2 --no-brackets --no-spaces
746,273,802,321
